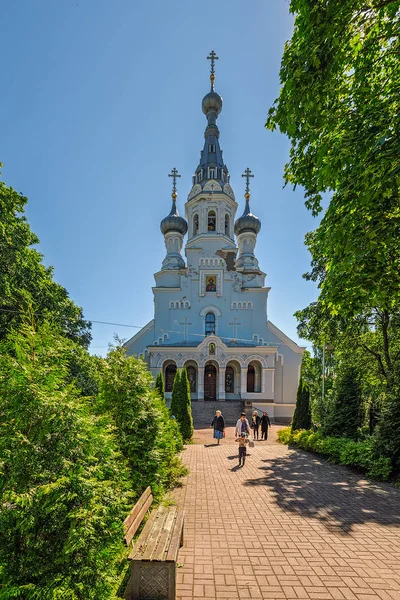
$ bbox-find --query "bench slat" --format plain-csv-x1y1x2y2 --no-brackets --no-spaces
124,493,153,547
139,505,168,561
166,510,184,562
124,486,152,532
128,507,162,560
151,507,178,561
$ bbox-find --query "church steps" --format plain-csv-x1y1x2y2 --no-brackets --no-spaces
190,400,245,428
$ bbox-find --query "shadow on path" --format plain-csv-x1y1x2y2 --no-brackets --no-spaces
244,448,400,535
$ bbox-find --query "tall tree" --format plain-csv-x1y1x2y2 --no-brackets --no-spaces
292,376,312,431
267,1,400,383
267,1,400,452
324,366,364,439
0,167,91,346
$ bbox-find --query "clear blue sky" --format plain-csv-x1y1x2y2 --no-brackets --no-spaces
1,0,319,355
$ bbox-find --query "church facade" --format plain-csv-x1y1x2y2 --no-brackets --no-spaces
125,53,304,422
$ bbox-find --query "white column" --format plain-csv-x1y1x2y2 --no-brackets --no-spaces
218,367,226,401
241,367,247,399
197,367,204,401
262,368,275,399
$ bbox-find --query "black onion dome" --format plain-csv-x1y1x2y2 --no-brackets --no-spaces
234,196,261,235
160,196,188,236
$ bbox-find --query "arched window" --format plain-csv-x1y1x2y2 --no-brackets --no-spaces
186,366,197,393
225,366,234,393
193,214,199,236
205,312,215,336
165,364,177,392
225,214,230,236
247,365,255,393
208,210,216,231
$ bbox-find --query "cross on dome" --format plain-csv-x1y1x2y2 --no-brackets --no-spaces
168,167,181,198
242,168,254,197
207,50,219,89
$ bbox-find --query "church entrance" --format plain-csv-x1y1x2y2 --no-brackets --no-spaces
204,364,217,400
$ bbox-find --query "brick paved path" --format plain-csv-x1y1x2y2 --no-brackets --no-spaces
173,427,400,600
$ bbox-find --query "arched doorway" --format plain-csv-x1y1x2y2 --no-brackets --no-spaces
204,363,217,400
164,362,177,392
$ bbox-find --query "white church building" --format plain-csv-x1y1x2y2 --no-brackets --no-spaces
125,52,304,422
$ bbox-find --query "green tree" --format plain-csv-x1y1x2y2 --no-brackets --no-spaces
292,376,312,431
178,368,194,442
324,366,364,439
0,321,130,599
98,348,185,499
170,368,181,419
155,371,165,401
267,1,400,454
170,369,193,442
0,167,91,347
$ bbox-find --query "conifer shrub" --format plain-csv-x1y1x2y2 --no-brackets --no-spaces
291,376,312,431
0,323,131,599
155,371,165,401
323,366,363,439
178,368,194,442
170,368,194,442
170,368,181,419
98,348,185,499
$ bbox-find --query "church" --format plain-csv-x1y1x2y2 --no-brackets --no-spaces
125,52,304,422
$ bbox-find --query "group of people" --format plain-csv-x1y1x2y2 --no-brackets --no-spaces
210,410,272,467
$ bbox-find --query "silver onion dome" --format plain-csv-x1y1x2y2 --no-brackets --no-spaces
160,194,188,236
234,194,261,235
202,90,223,116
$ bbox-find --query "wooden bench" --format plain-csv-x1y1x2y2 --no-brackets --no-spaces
123,486,184,600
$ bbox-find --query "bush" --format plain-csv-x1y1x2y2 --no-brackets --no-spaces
278,427,392,481
170,368,193,442
292,376,312,431
98,347,186,500
0,323,131,599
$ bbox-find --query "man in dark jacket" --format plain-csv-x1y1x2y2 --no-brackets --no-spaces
260,411,271,440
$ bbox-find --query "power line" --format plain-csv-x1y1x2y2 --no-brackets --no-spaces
0,307,310,348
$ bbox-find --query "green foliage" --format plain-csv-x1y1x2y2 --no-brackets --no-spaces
323,366,363,439
170,369,181,419
268,0,400,465
155,371,165,401
0,167,91,347
292,376,312,431
0,322,131,599
98,347,185,499
278,428,392,481
170,369,193,442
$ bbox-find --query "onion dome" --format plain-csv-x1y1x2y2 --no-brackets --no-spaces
234,168,261,235
202,89,223,117
160,168,188,236
160,194,188,236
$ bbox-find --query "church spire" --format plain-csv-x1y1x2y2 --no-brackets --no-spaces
193,51,229,189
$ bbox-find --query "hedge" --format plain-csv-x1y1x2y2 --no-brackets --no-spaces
278,428,392,481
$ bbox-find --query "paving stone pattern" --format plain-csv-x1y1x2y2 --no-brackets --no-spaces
173,427,400,600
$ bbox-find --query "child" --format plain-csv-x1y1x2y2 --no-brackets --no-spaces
235,432,249,467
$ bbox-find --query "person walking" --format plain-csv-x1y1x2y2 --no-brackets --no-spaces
235,412,251,438
235,432,249,467
251,410,261,440
260,411,271,440
210,410,225,445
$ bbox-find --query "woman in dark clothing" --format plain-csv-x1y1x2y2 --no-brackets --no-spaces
251,410,261,440
260,411,271,440
210,410,225,445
